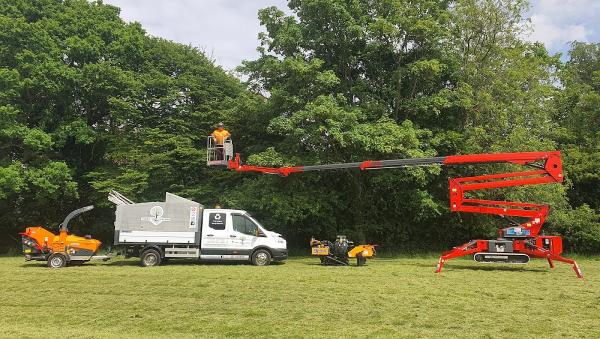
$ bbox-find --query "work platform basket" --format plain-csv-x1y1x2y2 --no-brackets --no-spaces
207,136,233,166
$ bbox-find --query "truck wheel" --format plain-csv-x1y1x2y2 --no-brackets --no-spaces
357,256,367,266
252,249,271,266
140,249,162,267
47,253,67,268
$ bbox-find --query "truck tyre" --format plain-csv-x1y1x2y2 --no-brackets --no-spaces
47,253,67,268
357,256,367,266
141,249,162,267
252,249,271,266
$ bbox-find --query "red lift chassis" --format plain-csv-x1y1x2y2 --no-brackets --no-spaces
223,151,582,278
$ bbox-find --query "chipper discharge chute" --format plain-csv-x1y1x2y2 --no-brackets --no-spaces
21,206,111,268
310,235,376,266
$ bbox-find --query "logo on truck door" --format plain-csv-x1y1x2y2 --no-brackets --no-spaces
141,206,171,225
209,213,226,230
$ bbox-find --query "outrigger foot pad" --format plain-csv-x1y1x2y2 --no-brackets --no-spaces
573,261,583,279
435,257,444,273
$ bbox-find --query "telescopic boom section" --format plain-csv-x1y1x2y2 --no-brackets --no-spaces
228,153,447,175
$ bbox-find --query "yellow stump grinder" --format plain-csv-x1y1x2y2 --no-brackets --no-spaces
310,235,376,266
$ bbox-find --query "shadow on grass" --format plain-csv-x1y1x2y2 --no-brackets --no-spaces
409,261,548,272
370,257,421,262
20,262,47,268
301,262,346,266
300,261,379,267
19,261,117,268
298,256,441,266
103,258,287,267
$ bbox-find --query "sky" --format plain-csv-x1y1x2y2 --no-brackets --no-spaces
104,0,600,70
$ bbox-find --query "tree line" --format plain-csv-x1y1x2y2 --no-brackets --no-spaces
0,0,598,253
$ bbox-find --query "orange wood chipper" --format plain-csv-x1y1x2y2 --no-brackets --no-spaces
21,206,111,268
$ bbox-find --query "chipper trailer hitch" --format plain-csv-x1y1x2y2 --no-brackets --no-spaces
21,206,111,268
207,141,582,278
310,235,376,266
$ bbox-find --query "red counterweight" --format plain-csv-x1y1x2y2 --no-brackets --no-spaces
221,150,582,278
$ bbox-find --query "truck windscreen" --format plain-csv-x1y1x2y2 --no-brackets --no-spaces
246,215,268,235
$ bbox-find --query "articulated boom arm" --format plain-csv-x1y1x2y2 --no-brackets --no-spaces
445,151,563,237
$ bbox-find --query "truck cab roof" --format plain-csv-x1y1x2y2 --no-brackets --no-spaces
205,208,248,215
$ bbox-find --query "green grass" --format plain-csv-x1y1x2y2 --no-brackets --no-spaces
1,255,599,338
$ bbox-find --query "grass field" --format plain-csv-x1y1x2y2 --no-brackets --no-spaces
1,255,599,338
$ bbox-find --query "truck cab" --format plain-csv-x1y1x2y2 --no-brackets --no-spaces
200,209,287,264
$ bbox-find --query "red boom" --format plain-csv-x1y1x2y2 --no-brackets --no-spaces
225,150,582,278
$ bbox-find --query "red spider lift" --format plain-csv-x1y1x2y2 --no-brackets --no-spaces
208,144,582,278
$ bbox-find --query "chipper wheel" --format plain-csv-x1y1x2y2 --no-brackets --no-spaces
47,253,67,268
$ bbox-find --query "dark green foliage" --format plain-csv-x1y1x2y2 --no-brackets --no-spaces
549,42,600,252
0,0,598,253
0,0,253,248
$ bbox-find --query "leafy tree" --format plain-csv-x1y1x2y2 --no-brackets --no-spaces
555,42,600,210
237,0,453,247
0,0,254,249
549,42,600,252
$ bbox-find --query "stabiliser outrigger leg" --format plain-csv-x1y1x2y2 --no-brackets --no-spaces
212,146,582,278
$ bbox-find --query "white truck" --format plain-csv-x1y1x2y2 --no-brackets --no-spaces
109,191,287,266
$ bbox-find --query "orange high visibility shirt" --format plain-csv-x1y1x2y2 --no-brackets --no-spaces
212,129,231,145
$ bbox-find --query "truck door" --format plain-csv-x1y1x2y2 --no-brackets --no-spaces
200,211,231,258
231,214,260,254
